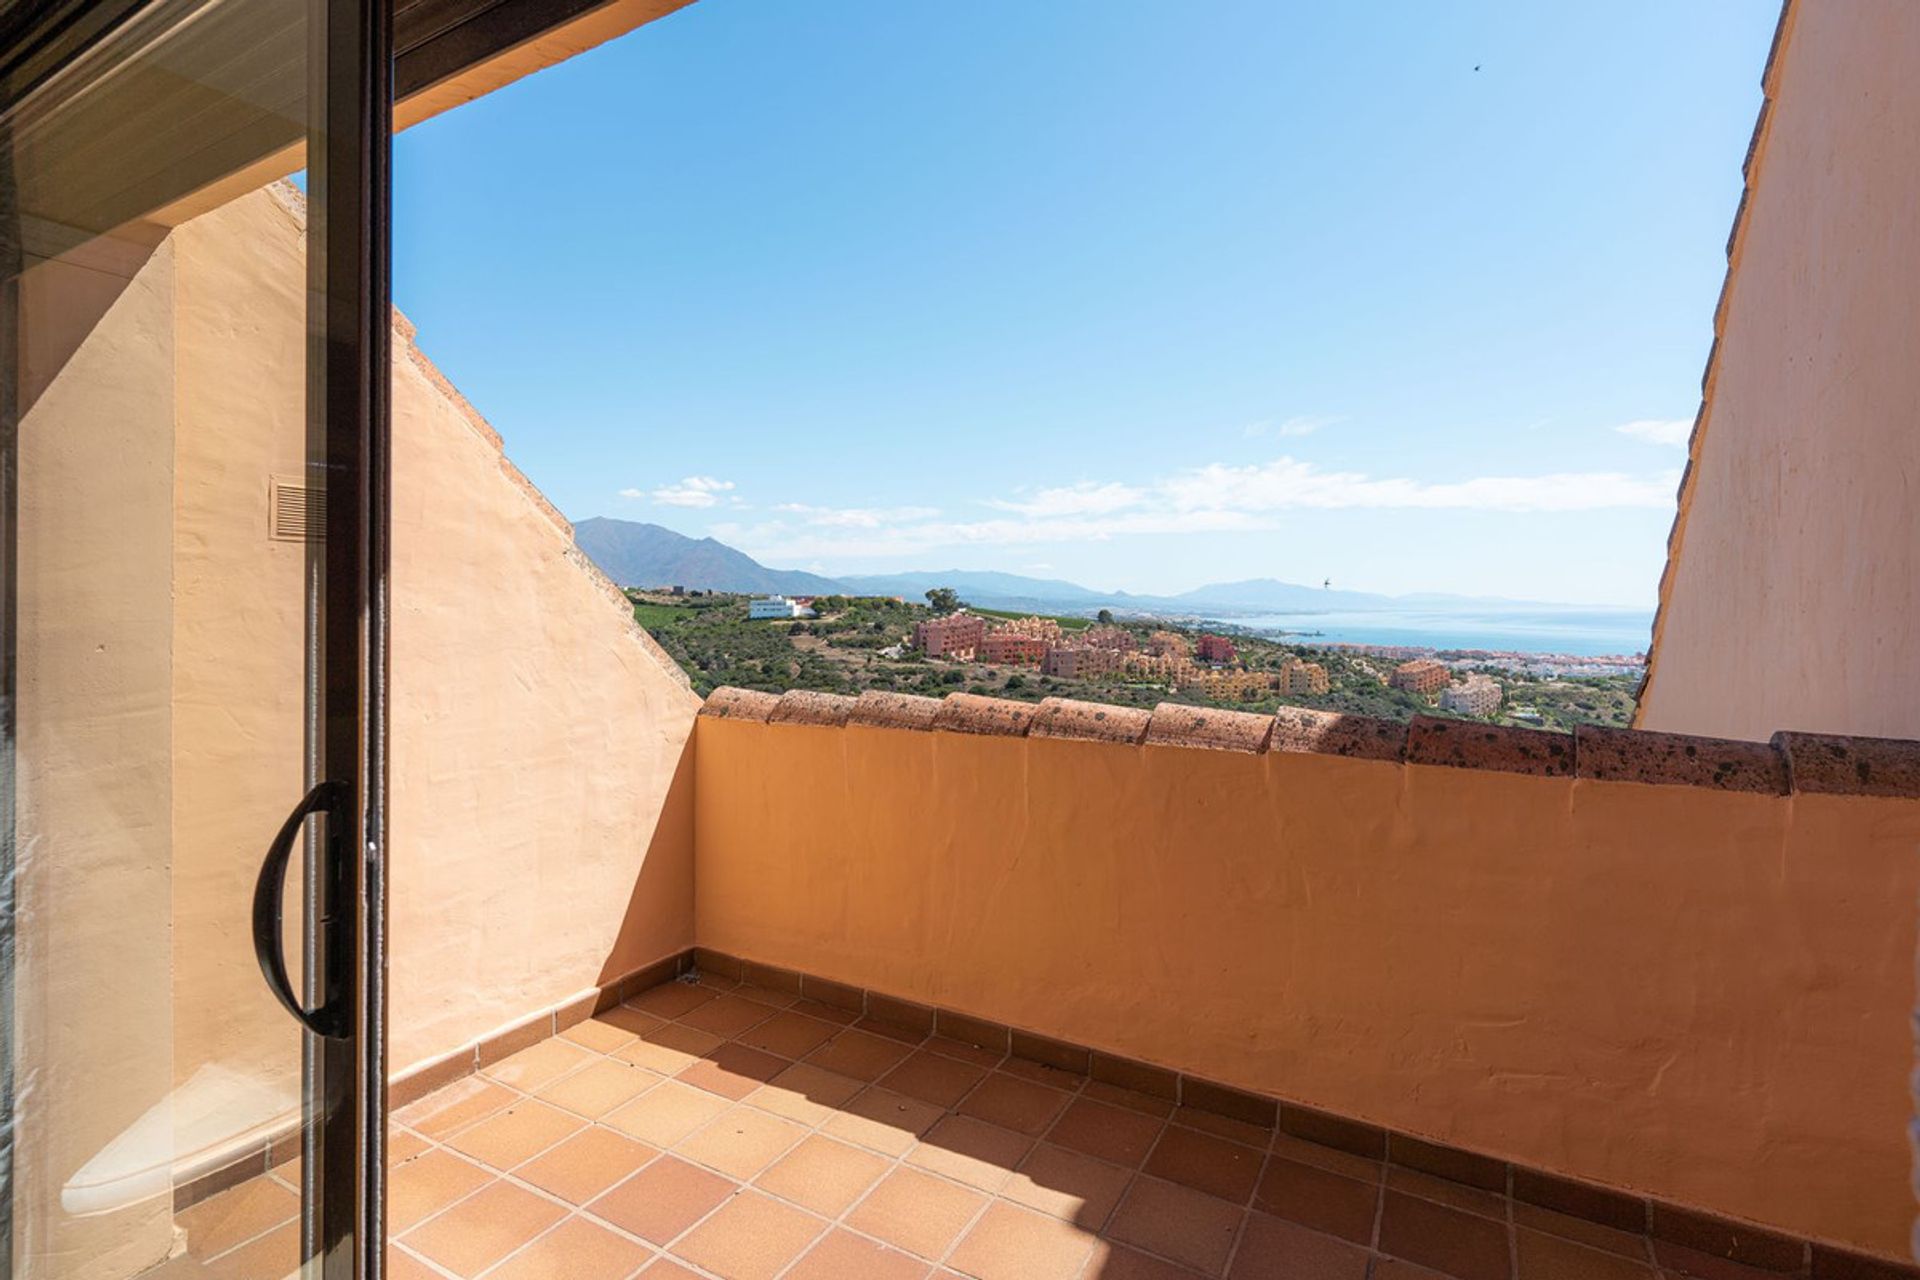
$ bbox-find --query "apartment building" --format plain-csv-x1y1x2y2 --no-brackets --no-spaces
1146,629,1192,658
1391,657,1451,695
1042,645,1121,680
1441,675,1503,718
1279,657,1331,695
978,632,1048,665
1082,625,1138,652
1196,633,1238,664
910,613,986,658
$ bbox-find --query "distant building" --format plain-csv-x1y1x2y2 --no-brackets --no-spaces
1196,634,1237,664
912,614,986,658
994,616,1065,645
1390,658,1450,696
1189,669,1275,701
979,632,1047,665
668,585,685,596
1145,630,1191,658
1441,675,1502,717
1082,625,1137,652
1278,658,1330,695
1043,646,1120,680
749,595,804,620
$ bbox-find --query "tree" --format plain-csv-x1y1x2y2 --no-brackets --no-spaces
1096,608,1114,624
925,587,960,613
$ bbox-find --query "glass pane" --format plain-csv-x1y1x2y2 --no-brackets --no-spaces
0,0,363,1275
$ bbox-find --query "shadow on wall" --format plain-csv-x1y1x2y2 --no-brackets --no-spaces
596,733,699,992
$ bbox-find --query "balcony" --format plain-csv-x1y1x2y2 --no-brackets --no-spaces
159,687,1920,1280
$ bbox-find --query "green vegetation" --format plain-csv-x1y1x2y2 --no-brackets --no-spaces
627,587,1638,728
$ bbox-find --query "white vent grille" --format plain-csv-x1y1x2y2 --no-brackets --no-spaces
268,476,326,542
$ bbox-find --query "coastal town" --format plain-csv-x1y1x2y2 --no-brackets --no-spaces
631,588,1645,730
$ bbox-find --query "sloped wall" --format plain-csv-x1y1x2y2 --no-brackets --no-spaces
1639,0,1920,741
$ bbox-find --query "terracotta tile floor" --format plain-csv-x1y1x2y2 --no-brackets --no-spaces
179,974,1788,1279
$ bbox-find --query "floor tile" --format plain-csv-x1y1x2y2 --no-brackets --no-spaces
736,1009,840,1060
638,1261,706,1279
1650,1241,1786,1280
482,1038,596,1093
789,998,860,1026
1229,1211,1370,1280
445,1099,585,1171
388,1148,494,1233
1268,1134,1381,1184
826,1087,946,1156
1082,1082,1175,1118
1143,1124,1264,1204
1512,1202,1648,1259
959,1073,1072,1136
856,1014,929,1044
620,1023,727,1075
1173,1107,1274,1150
1518,1228,1655,1280
537,1056,659,1119
384,1243,443,1280
515,1125,658,1204
755,1134,890,1218
908,1114,1034,1192
1252,1156,1379,1244
588,1155,737,1246
925,1035,1008,1070
948,1200,1098,1280
487,1214,653,1280
604,1081,731,1147
1379,1190,1513,1280
1373,1262,1457,1280
677,1043,788,1100
1083,1241,1212,1278
1048,1096,1166,1167
395,1077,517,1140
388,1128,431,1165
562,1014,644,1053
679,993,778,1039
180,1176,300,1260
204,1221,298,1279
1107,1176,1245,1276
847,1166,990,1260
999,1057,1089,1092
1002,1142,1133,1230
1389,1166,1507,1221
671,1189,826,1280
676,1105,808,1179
747,1062,866,1125
882,1049,990,1108
627,981,720,1020
596,1003,668,1037
402,1178,567,1277
787,1228,932,1280
805,1028,916,1081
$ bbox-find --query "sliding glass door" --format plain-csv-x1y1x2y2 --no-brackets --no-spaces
0,0,389,1273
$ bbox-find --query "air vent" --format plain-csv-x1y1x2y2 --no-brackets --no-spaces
268,476,326,542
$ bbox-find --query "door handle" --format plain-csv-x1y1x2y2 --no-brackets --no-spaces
252,779,352,1038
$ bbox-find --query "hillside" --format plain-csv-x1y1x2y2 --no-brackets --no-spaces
573,518,846,594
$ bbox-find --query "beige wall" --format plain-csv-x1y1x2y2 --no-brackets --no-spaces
1639,0,1920,741
14,237,180,1280
10,183,700,1275
693,716,1920,1260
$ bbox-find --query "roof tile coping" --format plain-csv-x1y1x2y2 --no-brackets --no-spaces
1578,724,1785,795
1145,703,1273,754
932,692,1038,737
847,690,943,731
701,687,780,722
1773,731,1920,798
768,690,856,728
1271,706,1405,762
1029,697,1151,745
1406,715,1574,778
696,688,1920,799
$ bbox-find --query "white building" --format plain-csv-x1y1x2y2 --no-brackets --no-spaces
1440,675,1502,718
749,595,803,620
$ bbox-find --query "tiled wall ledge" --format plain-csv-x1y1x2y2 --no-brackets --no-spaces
689,946,1920,1280
172,948,696,1212
702,686,1920,799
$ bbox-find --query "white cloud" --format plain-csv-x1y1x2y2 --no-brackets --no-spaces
1245,414,1340,439
1613,418,1693,447
721,453,1679,565
640,475,736,508
773,502,941,528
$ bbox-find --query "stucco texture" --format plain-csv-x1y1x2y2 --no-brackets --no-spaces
1640,0,1920,742
693,717,1920,1260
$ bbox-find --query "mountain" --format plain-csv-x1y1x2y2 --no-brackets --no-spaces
1170,578,1397,612
837,570,1113,612
573,518,847,595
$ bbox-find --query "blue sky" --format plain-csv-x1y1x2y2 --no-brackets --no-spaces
393,0,1780,606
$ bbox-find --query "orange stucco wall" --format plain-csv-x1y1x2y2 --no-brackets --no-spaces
1640,0,1920,742
693,716,1920,1259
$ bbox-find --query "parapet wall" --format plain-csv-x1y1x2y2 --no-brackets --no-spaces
692,687,1920,1260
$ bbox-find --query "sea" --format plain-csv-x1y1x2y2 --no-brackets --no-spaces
1196,607,1654,657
